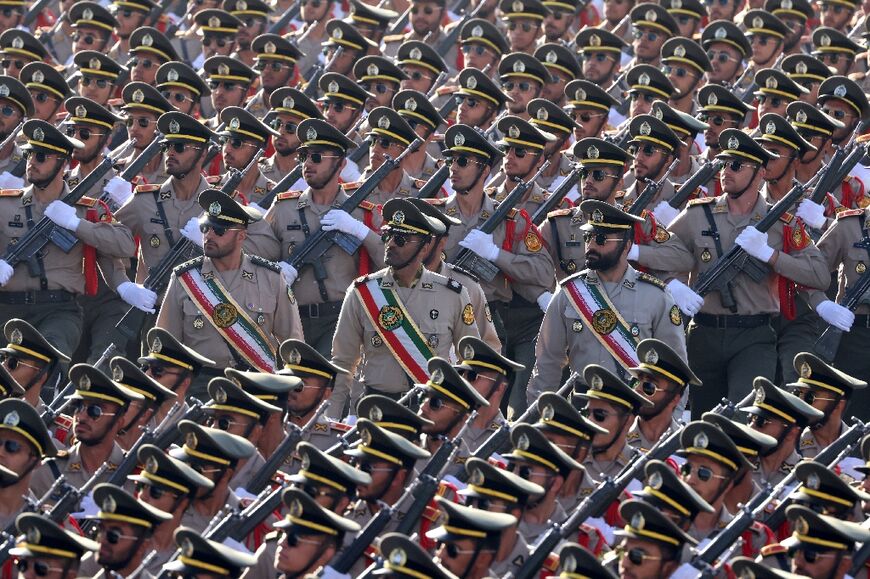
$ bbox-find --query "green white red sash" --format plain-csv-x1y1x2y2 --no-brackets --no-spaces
355,278,433,383
178,268,277,373
563,277,640,371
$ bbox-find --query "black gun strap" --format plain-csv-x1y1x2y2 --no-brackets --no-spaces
548,219,568,274
298,207,329,302
151,191,176,247
24,205,48,290
701,204,725,259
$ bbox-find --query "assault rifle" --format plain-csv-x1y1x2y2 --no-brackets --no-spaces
627,158,679,216
814,262,870,361
46,463,110,525
118,135,165,184
451,160,550,282
287,139,421,281
692,171,823,312
268,0,300,34
668,159,725,210
415,164,450,199
530,163,582,225
304,47,344,99
22,0,52,27
256,164,303,211
0,476,66,565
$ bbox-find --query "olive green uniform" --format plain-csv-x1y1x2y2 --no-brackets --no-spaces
30,442,126,501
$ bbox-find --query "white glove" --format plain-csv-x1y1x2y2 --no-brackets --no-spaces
0,171,24,189
666,279,704,316
279,262,298,286
651,200,680,228
117,281,157,313
44,200,80,231
319,566,352,579
248,202,266,215
735,226,774,262
796,198,826,229
105,176,132,207
627,243,639,261
321,209,370,240
180,217,203,247
816,299,854,332
0,259,12,286
459,229,499,261
536,291,553,312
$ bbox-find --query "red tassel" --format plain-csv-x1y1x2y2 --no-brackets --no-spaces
83,206,99,296
778,224,797,320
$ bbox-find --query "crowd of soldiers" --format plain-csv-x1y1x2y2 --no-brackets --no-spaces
1,0,870,575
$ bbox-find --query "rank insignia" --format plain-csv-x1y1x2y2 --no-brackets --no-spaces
160,190,171,200
462,304,474,325
654,227,670,243
670,305,682,326
149,234,160,248
213,303,238,328
484,303,492,322
572,320,583,332
858,261,866,274
193,316,204,329
630,323,640,336
428,335,439,348
524,231,542,252
565,259,577,273
701,248,712,262
256,313,265,325
242,270,253,280
430,309,439,319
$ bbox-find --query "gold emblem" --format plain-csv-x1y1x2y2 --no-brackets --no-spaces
545,50,557,64
111,365,123,381
765,76,778,90
639,121,651,136
287,347,301,365
167,68,179,82
541,403,554,422
10,37,22,50
214,385,227,404
378,305,403,331
208,15,220,28
795,516,809,535
536,107,548,121
32,70,44,83
834,84,847,98
209,201,221,216
466,75,477,90
800,361,811,378
79,374,91,391
168,119,181,134
367,63,379,76
431,367,445,384
508,124,521,139
572,320,583,332
229,117,240,130
806,472,820,490
653,106,663,120
462,343,474,360
83,7,94,20
0,85,7,99
409,47,423,60
193,317,204,329
75,104,87,118
33,127,44,142
796,109,808,123
694,431,709,449
463,304,475,325
377,115,390,130
592,208,604,223
454,132,465,147
631,512,645,531
752,16,763,28
524,231,542,252
714,25,726,40
575,87,586,101
9,328,22,345
516,432,530,450
145,455,159,473
820,34,831,47
707,92,718,106
392,210,405,225
857,261,866,274
701,248,712,262
728,135,740,150
674,44,686,58
185,431,198,450
471,24,483,37
589,33,601,47
405,97,417,112
754,387,765,405
592,308,617,334
670,305,682,325
644,348,659,365
151,336,162,353
149,234,161,248
796,61,807,75
333,27,343,40
103,494,117,513
132,89,145,104
388,548,407,567
468,467,484,485
369,404,383,422
142,33,153,47
218,63,230,76
638,73,651,87
512,0,523,11
645,8,656,21
282,95,295,110
765,121,776,135
2,411,18,427
264,41,276,54
26,526,40,544
212,303,238,328
782,0,792,7
590,373,604,390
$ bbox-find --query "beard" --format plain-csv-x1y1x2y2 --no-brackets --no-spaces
586,242,625,271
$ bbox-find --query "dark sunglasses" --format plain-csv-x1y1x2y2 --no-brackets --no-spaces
445,155,482,168
628,143,661,157
579,168,619,182
373,137,399,150
698,113,737,127
203,36,229,48
0,437,24,454
706,50,737,63
381,230,424,246
354,460,396,475
749,35,773,46
161,90,193,104
255,60,289,72
130,57,156,69
0,354,41,371
72,32,98,45
503,81,532,92
443,543,478,559
160,141,201,154
581,52,613,63
224,136,258,150
405,70,433,82
102,527,138,544
724,159,757,172
663,65,695,79
135,481,176,500
363,82,392,95
321,100,355,114
679,462,728,482
820,2,846,12
65,126,106,141
631,28,658,41
125,117,157,128
426,395,451,410
208,80,239,91
0,6,21,16
630,93,656,104
139,363,182,378
580,406,624,422
206,415,242,431
70,401,115,420
502,145,535,158
23,150,55,164
702,0,730,5
300,482,341,500
16,560,64,577
32,91,59,104
0,59,25,70
508,21,534,32
81,76,109,89
461,44,488,56
270,119,298,134
300,0,322,6
791,388,838,405
638,380,674,397
757,95,784,108
787,545,838,563
616,546,664,565
458,96,480,108
572,111,606,124
822,107,848,120
298,150,340,164
199,223,241,236
508,462,550,481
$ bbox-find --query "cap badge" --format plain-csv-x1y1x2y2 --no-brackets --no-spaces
368,404,383,422
287,347,302,365
513,59,526,73
752,16,763,28
765,121,776,135
590,372,604,390
300,451,311,471
185,431,197,450
32,70,44,83
591,208,604,223
462,343,474,360
26,527,40,544
306,126,317,141
644,348,659,365
367,63,379,76
169,119,180,134
404,98,418,113
75,104,87,118
516,432,530,451
360,427,372,446
754,387,765,405
9,328,22,345
218,63,230,76
145,455,159,473
820,34,831,47
102,494,117,514
645,9,656,21
431,367,444,385
674,44,686,58
800,361,811,378
631,512,645,530
562,554,577,574
151,336,163,354
471,24,483,37
653,107,663,120
328,80,340,94
11,37,23,50
796,109,808,123
834,84,848,98
796,61,807,74
466,75,477,90
0,85,8,100
536,107,548,121
181,538,195,557
469,467,484,485
377,115,390,130
806,472,820,490
142,33,153,47
587,145,599,159
2,411,18,428
714,25,726,39
214,385,227,404
167,69,179,82
389,548,407,567
648,470,663,489
333,27,343,40
639,121,651,136
575,87,586,101
132,89,145,103
392,210,405,225
512,0,523,11
112,365,123,381
508,124,521,139
638,72,651,86
454,131,466,147
795,516,809,535
83,7,94,20
79,374,91,391
209,201,222,216
545,50,557,64
708,92,718,106
728,135,740,150
264,41,276,54
229,117,240,130
589,33,601,47
208,15,220,27
765,76,778,90
782,0,792,7
694,431,709,449
409,47,423,60
282,96,295,110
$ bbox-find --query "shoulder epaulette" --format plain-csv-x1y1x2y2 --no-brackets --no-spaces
358,200,376,210
780,211,794,224
687,197,716,206
0,189,23,197
445,277,463,293
76,196,97,207
383,33,406,42
484,186,497,195
446,263,479,282
249,255,281,272
413,178,427,188
560,270,588,285
55,449,70,458
173,256,204,274
205,175,222,185
506,208,518,219
276,190,302,201
637,271,666,289
329,420,352,432
760,544,787,557
343,181,362,191
425,197,447,206
135,184,161,194
838,208,865,219
547,208,572,218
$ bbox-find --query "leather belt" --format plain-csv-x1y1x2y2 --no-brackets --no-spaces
0,290,75,305
693,313,771,329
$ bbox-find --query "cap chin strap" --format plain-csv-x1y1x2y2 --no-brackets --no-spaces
728,166,760,199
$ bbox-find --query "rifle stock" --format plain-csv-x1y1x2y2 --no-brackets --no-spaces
627,158,679,216
257,164,303,210
530,164,582,225
415,164,450,199
669,160,724,209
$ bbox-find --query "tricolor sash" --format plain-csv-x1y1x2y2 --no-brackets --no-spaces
355,278,433,384
178,268,277,373
563,277,640,371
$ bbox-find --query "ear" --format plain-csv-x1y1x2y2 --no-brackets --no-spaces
551,474,565,495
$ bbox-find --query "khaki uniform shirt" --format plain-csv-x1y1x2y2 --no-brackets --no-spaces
262,188,384,305
181,491,241,533
540,207,587,282
0,143,23,175
754,449,802,488
620,177,678,210
799,421,847,459
66,163,117,204
488,181,568,223
490,534,532,577
556,469,597,514
0,489,38,531
527,266,687,403
216,169,276,207
461,412,506,452
156,253,303,371
0,186,136,294
436,261,501,349
259,156,304,194
635,194,830,315
627,416,681,452
329,266,480,418
244,89,270,120
228,451,266,491
808,208,870,314
519,501,568,542
584,441,636,481
30,442,125,501
351,170,417,208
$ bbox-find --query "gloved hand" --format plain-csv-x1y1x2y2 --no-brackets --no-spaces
321,209,370,240
0,171,24,190
319,566,352,579
816,300,854,332
44,200,80,231
796,198,826,229
117,281,157,313
279,262,298,286
735,226,774,262
105,176,133,207
651,200,680,228
627,243,639,261
180,217,203,247
536,291,553,312
459,230,499,261
0,259,12,286
666,279,704,316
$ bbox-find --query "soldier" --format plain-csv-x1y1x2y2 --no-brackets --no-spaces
396,41,448,95
812,28,860,76
743,377,823,487
119,82,173,187
347,0,397,46
575,28,626,90
164,526,256,577
155,61,211,117
215,106,277,207
316,72,373,181
246,34,302,121
426,496,517,579
620,114,681,215
9,513,99,578
0,30,47,80
633,129,829,416
77,483,172,577
661,36,710,115
576,364,653,480
453,68,508,134
499,0,549,55
222,367,296,459
0,119,135,359
203,56,256,135
527,98,579,191
635,458,714,530
19,62,71,123
71,51,127,107
788,103,843,194
563,80,620,141
329,197,480,416
818,77,870,205
663,0,703,37
106,0,155,63
612,499,696,578
63,96,126,201
790,460,869,520
766,0,812,56
223,0,270,67
110,356,176,450
30,363,143,499
499,52,550,120
0,76,31,189
458,457,544,575
262,119,382,354
783,54,831,104
534,44,580,105
624,64,675,120
754,69,807,118
156,189,302,382
627,338,698,452
628,3,679,67
648,102,708,196
457,19,508,79
384,0,455,71
127,27,179,85
372,533,459,578
320,20,377,80
394,90,444,183
556,543,619,579
701,21,751,87
818,0,859,30
695,85,751,179
187,9,241,67
527,200,685,399
68,2,119,64
357,394,433,439
784,504,870,578
354,56,407,112
0,399,56,529
284,0,334,76
743,10,789,90
258,88,322,190
789,352,866,459
0,319,68,413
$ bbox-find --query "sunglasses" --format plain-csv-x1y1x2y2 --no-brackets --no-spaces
581,52,614,63
300,482,342,501
66,125,107,141
255,60,290,72
791,388,838,405
580,406,625,422
354,460,397,475
748,413,790,429
71,401,115,420
102,527,139,544
616,546,664,566
458,96,481,108
199,223,242,236
630,93,656,104
820,2,847,12
381,231,425,246
81,77,109,89
23,150,61,164
508,461,553,481
16,560,65,577
31,91,59,104
571,110,607,124
206,415,246,431
208,80,240,91
502,145,536,158
637,380,674,397
679,462,729,482
757,95,785,108
508,21,534,32
281,531,323,548
0,6,21,16
628,143,662,157
822,107,849,120
321,100,355,114
631,28,659,41
579,168,619,182
125,117,157,128
1,354,41,371
503,81,533,92
224,137,258,150
405,69,434,82
749,35,773,47
703,0,730,4
0,59,25,70
160,141,202,154
270,119,298,134
787,545,839,563
446,155,483,168
0,437,24,455
426,395,460,412
663,65,695,79
116,8,135,17
130,57,156,69
698,113,737,127
202,36,229,48
298,150,341,164
467,496,509,512
300,0,322,6
706,50,738,64
363,82,393,95
443,543,479,558
161,90,194,104
139,363,183,379
72,32,98,45
461,44,488,56
411,3,437,13
373,137,400,150
239,16,261,27
461,369,499,384
135,481,177,500
723,159,757,172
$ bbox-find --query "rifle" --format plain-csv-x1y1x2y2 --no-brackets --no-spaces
34,12,64,62
851,530,870,575
530,163,582,225
346,112,373,165
668,159,724,210
415,164,450,199
119,135,164,183
627,158,679,216
303,47,343,98
286,139,421,280
46,463,110,525
451,160,551,282
387,6,411,35
603,123,632,150
268,0,301,34
691,171,823,312
0,122,23,158
40,344,116,427
513,424,685,579
433,3,483,57
735,54,785,104
2,144,134,279
22,0,53,27
256,164,303,211
0,475,66,565
426,72,448,99
243,400,330,495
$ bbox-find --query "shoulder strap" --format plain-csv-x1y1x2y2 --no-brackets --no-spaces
297,207,329,302
152,190,176,247
548,219,568,274
701,203,725,260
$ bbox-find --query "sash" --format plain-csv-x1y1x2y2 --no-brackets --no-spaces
563,277,640,372
178,268,277,373
354,278,433,383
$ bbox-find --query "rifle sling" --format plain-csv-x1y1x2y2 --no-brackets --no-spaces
701,204,725,260
298,207,329,302
24,205,48,291
548,219,569,275
151,191,176,247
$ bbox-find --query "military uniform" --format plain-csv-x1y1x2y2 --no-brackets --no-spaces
258,155,304,191
383,28,458,77
0,142,23,177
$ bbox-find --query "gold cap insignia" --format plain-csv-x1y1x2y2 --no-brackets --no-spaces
9,328,22,345
103,494,117,513
145,455,159,473
648,470,663,489
392,210,405,224
754,387,765,405
752,16,763,28
644,348,659,365
409,47,422,60
300,451,311,471
377,115,390,130
367,63,379,76
11,37,23,50
516,432,530,450
591,208,604,223
765,121,776,135
405,97,417,112
209,201,222,216
782,0,792,7
169,119,180,134
820,34,831,47
674,44,686,58
575,87,586,101
796,61,807,74
512,0,523,10
639,121,651,136
167,68,179,82
714,25,726,39
694,431,709,449
545,50,557,64
536,107,548,121
590,372,604,390
287,347,302,365
672,0,682,8
209,15,220,27
653,107,663,120
587,145,599,159
214,385,227,404
541,403,554,422
431,367,444,385
834,84,848,98
264,41,276,54
454,132,465,147
83,7,94,20
508,124,521,139
2,411,18,428
132,89,145,103
112,365,123,381
282,96,295,109
466,75,477,90
796,109,807,123
32,70,44,83
707,92,718,106
33,127,44,142
462,343,474,360
589,33,601,47
800,361,811,378
229,117,240,130
142,33,153,47
368,404,383,422
181,538,195,557
360,427,372,446
218,63,230,76
638,72,651,86
513,59,526,73
151,336,163,354
333,27,343,40
471,24,484,37
306,126,317,141
645,9,656,21
76,104,87,118
237,0,247,10
79,374,91,391
728,135,740,150
765,76,778,89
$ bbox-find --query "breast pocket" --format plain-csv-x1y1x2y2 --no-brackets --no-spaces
418,318,453,352
243,292,272,328
182,298,205,330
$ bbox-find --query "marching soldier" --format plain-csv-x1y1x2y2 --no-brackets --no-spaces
127,27,179,85
155,61,210,117
110,356,176,451
396,41,447,96
817,76,870,206
351,107,420,206
164,527,256,577
635,458,714,529
791,460,869,520
202,56,256,137
620,114,681,216
628,3,679,67
183,9,241,68
664,0,704,38
224,0,271,68
0,75,28,188
527,98,579,191
766,0,813,57
812,28,861,76
347,0,398,46
755,69,807,118
661,36,710,115
499,52,550,120
285,0,334,76
611,499,696,578
534,43,580,105
72,51,127,108
0,319,69,413
354,56,407,112
67,2,119,66
320,20,377,80
788,101,844,197
258,88,322,190
9,513,99,579
784,504,870,578
783,54,832,103
372,533,459,578
0,30,48,80
456,18,508,79
741,10,789,89
499,0,549,55
384,0,456,73
575,28,625,90
119,82,173,186
394,90,444,183
357,394,433,439
316,72,373,181
623,64,674,120
556,542,618,579
215,106,277,207
649,102,707,196
19,62,71,123
563,80,619,141
107,0,157,64
453,68,508,134
701,21,751,87
246,33,303,120
695,85,751,177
